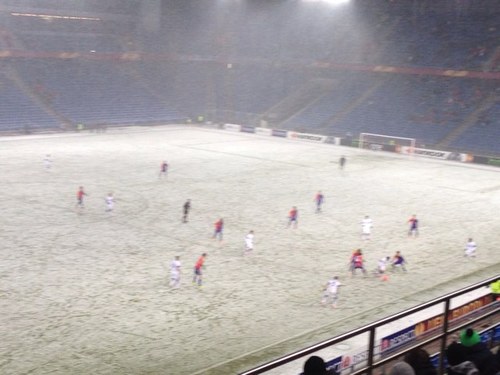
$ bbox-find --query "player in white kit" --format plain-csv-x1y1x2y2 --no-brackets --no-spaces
377,256,391,275
361,215,373,240
170,256,181,288
105,193,114,212
464,238,477,257
244,230,254,255
321,276,342,308
43,154,52,170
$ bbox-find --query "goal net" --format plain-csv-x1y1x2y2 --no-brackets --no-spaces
358,133,415,153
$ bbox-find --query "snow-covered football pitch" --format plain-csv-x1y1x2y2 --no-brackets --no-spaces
0,126,498,375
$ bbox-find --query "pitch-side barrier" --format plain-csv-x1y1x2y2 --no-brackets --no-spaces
222,123,500,168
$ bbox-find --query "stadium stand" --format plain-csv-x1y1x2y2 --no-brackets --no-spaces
0,70,60,131
281,73,378,132
13,59,186,127
322,75,487,145
16,31,124,53
449,101,500,155
0,0,497,155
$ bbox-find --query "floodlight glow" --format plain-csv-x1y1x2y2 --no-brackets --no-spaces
302,0,350,4
11,12,101,21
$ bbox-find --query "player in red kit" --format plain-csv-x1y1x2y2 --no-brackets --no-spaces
192,253,207,287
350,249,367,276
391,251,407,271
76,186,87,209
287,206,298,228
314,191,324,213
212,218,224,241
407,215,419,238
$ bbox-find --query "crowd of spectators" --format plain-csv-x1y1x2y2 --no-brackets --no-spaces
303,328,499,375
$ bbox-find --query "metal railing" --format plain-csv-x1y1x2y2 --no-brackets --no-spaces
240,275,499,375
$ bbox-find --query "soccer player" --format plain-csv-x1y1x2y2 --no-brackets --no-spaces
350,249,367,276
244,230,254,254
377,256,391,275
361,215,373,240
314,191,324,213
105,192,114,212
321,276,342,308
287,206,298,228
170,255,181,288
43,154,52,170
348,249,358,274
464,238,477,258
408,215,419,237
76,186,87,209
391,251,407,271
159,160,168,178
212,218,224,241
339,155,346,169
192,253,207,287
182,199,191,223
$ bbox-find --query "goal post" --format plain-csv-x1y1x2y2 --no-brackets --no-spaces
358,133,415,154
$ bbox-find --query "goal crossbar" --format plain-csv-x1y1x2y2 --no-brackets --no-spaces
359,132,415,151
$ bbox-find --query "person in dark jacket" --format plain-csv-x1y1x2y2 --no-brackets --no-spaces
304,356,327,375
460,328,499,375
404,348,437,375
496,346,500,371
303,355,338,375
446,342,480,375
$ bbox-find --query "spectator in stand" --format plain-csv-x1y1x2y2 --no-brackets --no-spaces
303,355,338,375
446,341,480,375
496,347,500,372
459,328,498,375
489,279,500,301
389,362,415,375
490,52,500,71
404,348,437,375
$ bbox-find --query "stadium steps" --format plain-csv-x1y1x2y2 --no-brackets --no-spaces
317,78,385,134
437,93,498,148
279,91,336,131
484,46,500,71
0,29,66,130
8,66,72,130
262,79,335,128
117,64,186,119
